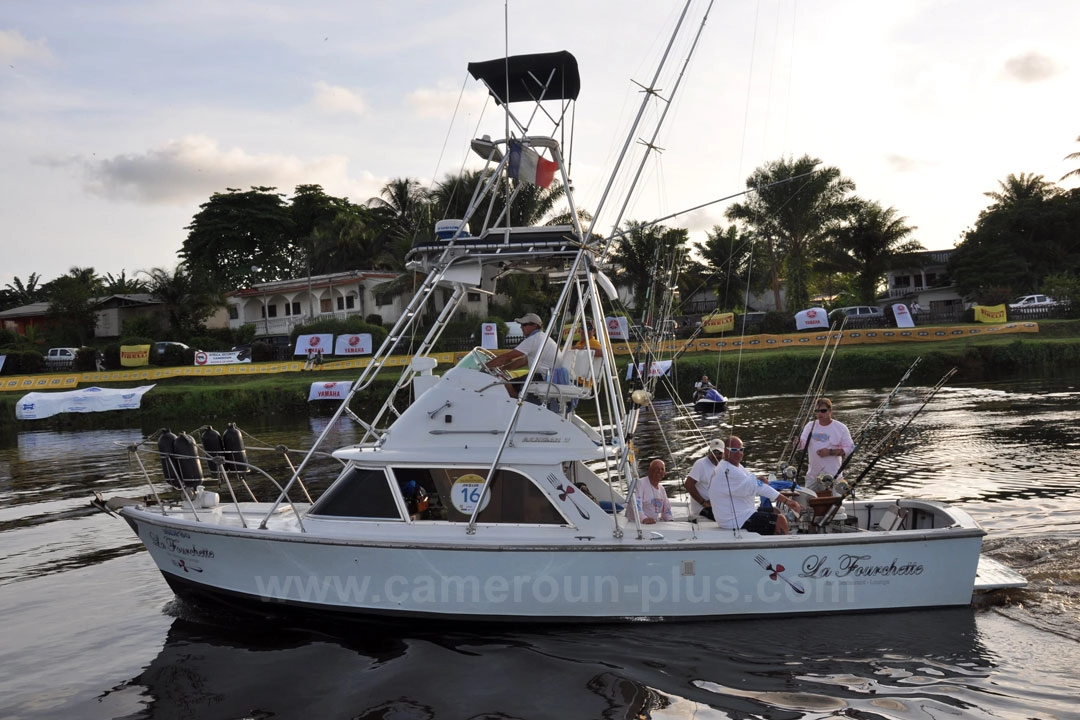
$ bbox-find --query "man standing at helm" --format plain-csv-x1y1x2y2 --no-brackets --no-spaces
796,397,854,494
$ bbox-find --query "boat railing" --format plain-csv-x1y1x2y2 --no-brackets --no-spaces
122,435,342,532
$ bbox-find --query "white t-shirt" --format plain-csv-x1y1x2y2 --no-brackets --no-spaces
630,480,672,522
686,455,719,517
515,330,558,376
709,460,780,529
798,419,855,491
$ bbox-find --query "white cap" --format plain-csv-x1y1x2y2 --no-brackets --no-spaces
708,438,725,453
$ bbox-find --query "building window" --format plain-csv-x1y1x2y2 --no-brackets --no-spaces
375,292,391,307
320,298,332,313
261,304,278,318
925,273,938,286
228,306,239,320
893,276,911,288
336,295,356,310
284,301,301,316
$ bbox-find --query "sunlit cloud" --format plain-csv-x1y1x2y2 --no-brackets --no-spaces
1001,51,1062,83
50,134,378,205
406,84,488,119
313,81,366,116
0,28,53,64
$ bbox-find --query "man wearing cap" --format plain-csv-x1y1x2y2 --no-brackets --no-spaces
685,438,724,522
485,312,558,398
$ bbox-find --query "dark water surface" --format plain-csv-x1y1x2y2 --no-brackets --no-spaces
1,378,1078,719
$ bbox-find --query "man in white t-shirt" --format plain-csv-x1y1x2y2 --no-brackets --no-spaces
627,459,673,524
485,312,558,397
795,397,855,493
710,436,801,534
685,438,724,521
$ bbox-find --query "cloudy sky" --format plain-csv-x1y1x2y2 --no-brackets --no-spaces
3,0,1079,289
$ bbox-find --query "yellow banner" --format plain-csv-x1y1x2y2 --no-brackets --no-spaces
974,304,1007,324
701,312,735,334
120,344,151,367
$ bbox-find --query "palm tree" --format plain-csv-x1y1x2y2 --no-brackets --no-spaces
726,155,857,311
1061,136,1080,182
606,222,689,319
142,264,222,338
101,270,148,295
2,273,43,309
984,172,1058,209
834,201,923,305
691,224,770,311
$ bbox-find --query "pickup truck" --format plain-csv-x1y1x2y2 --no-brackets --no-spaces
44,347,80,369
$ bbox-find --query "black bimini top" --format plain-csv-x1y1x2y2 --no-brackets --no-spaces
467,51,580,105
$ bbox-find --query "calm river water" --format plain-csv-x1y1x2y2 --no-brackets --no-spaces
1,377,1078,719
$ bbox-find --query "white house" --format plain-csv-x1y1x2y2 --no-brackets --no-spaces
883,249,966,319
224,270,492,337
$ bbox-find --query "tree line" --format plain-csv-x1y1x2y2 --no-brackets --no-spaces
5,140,1080,350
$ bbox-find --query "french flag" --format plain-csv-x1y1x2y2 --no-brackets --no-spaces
508,140,558,188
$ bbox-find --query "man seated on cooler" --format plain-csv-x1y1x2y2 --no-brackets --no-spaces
627,459,673,524
709,436,801,535
485,313,558,398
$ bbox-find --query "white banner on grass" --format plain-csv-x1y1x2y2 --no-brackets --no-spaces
892,303,915,328
794,307,829,330
294,333,334,356
194,350,249,365
606,316,629,340
333,333,373,356
480,322,498,350
16,385,155,420
308,381,352,401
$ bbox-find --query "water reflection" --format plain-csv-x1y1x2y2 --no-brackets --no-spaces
105,603,1024,720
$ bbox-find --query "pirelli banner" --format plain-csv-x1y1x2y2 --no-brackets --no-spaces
973,304,1007,323
679,322,1039,352
120,344,151,367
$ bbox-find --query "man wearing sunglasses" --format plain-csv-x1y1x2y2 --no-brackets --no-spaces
709,436,801,535
795,397,854,493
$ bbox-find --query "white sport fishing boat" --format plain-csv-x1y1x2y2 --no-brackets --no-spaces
98,37,1024,621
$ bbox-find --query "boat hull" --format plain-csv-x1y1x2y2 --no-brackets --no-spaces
124,506,984,622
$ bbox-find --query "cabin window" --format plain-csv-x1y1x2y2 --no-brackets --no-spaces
309,466,402,519
391,466,566,524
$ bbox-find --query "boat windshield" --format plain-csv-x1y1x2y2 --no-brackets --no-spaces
455,347,497,371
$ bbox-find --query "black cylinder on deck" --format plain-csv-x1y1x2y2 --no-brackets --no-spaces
157,429,178,486
201,426,225,472
172,431,204,486
222,423,248,473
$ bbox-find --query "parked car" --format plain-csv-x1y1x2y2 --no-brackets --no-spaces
44,347,79,368
829,305,884,327
1008,294,1058,310
153,341,191,359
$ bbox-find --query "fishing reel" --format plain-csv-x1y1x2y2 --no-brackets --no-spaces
817,473,835,490
833,480,850,496
777,462,798,481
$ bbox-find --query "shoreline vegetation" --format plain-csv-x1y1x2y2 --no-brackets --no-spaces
3,323,1080,433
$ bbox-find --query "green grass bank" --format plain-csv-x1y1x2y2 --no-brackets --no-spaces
4,323,1080,432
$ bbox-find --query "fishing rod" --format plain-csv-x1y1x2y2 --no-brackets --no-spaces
783,319,846,487
835,356,923,476
816,366,957,527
